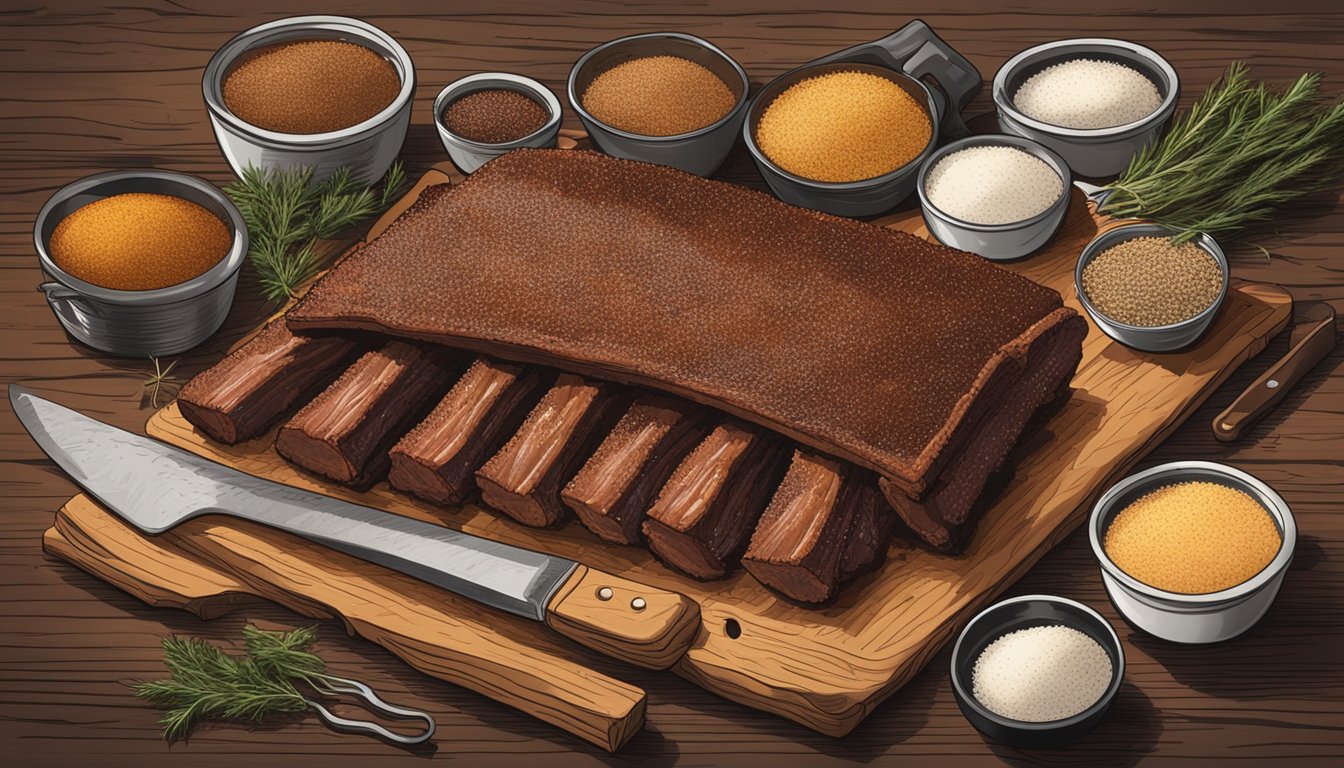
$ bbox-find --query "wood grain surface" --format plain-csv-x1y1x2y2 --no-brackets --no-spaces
2,2,1342,766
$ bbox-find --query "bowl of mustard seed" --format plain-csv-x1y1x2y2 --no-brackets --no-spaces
1075,223,1229,352
203,15,415,184
33,170,247,357
434,73,562,174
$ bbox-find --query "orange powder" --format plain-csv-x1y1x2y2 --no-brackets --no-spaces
50,193,231,292
1103,481,1281,594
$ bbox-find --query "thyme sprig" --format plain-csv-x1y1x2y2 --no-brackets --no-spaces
1100,62,1344,244
141,356,180,409
225,162,407,302
131,625,325,742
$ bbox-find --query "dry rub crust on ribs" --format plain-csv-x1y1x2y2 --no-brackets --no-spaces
285,149,1074,497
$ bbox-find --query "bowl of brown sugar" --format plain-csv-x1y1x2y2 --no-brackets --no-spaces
1089,461,1296,644
568,32,749,176
434,73,562,174
1075,223,1229,353
203,15,415,183
34,170,247,357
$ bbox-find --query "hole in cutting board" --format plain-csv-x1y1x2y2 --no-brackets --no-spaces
724,618,742,639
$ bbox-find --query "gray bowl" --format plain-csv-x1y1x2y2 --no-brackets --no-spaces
568,32,749,177
994,38,1178,179
917,134,1072,260
434,73,563,175
203,15,415,184
951,595,1124,748
1075,223,1228,353
743,21,982,218
1089,461,1296,644
33,170,248,357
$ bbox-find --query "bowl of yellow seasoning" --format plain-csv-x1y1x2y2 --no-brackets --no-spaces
743,21,982,217
1088,461,1296,644
34,170,247,357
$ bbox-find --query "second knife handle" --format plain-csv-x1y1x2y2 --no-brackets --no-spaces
545,565,700,670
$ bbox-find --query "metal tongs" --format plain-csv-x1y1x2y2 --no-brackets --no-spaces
1213,301,1337,442
302,674,435,746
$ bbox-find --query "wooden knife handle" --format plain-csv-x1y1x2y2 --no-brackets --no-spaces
545,564,700,670
1213,339,1318,442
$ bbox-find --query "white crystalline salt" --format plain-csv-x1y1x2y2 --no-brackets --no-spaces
971,624,1113,722
924,145,1063,225
1013,58,1162,129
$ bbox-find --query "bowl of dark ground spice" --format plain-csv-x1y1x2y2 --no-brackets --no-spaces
203,15,414,184
568,32,749,176
1075,223,1228,352
33,170,247,357
434,73,562,174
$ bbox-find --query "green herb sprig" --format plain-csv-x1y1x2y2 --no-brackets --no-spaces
226,162,407,302
1100,62,1344,244
132,625,326,742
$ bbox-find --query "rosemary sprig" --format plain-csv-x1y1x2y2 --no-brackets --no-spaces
1100,62,1344,244
226,161,408,302
131,625,325,742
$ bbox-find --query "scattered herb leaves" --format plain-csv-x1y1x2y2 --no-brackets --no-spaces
1101,62,1344,244
141,357,180,409
225,161,408,302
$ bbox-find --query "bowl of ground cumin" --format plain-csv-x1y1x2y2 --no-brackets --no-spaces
1089,461,1296,644
742,22,982,217
1075,223,1229,353
34,170,247,357
568,32,749,176
203,15,415,184
433,73,562,174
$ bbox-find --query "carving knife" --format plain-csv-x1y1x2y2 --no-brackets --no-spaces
1212,301,1336,442
11,385,699,670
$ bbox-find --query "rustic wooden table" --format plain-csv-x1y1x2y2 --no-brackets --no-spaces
2,2,1340,766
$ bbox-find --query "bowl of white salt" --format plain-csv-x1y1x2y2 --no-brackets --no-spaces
917,134,1071,261
951,594,1124,748
993,38,1178,178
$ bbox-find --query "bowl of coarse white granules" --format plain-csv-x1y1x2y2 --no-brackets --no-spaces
951,594,1124,748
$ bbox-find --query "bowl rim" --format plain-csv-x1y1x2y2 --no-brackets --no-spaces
202,15,416,147
916,133,1072,232
433,72,563,150
992,37,1180,139
950,594,1125,731
33,170,248,305
1074,222,1230,334
566,31,750,144
1088,460,1298,605
743,60,939,190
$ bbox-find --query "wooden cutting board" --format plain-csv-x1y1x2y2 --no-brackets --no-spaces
45,156,1291,742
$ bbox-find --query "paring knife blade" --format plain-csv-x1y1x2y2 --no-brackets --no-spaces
12,385,699,669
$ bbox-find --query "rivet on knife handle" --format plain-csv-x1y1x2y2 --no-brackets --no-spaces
545,565,700,670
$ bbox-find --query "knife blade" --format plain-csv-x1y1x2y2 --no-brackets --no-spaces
12,385,699,669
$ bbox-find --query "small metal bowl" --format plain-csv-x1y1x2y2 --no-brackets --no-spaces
993,38,1179,178
568,32,749,177
33,170,248,357
434,73,562,175
1075,223,1229,353
1089,461,1296,644
951,595,1124,748
917,134,1072,260
203,15,415,184
743,22,982,218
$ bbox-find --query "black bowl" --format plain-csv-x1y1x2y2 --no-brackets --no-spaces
950,594,1124,748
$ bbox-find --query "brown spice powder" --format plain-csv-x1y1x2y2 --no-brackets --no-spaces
756,70,932,183
1082,237,1223,327
50,193,232,291
1104,481,1281,594
223,39,400,134
444,89,550,144
581,55,735,137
